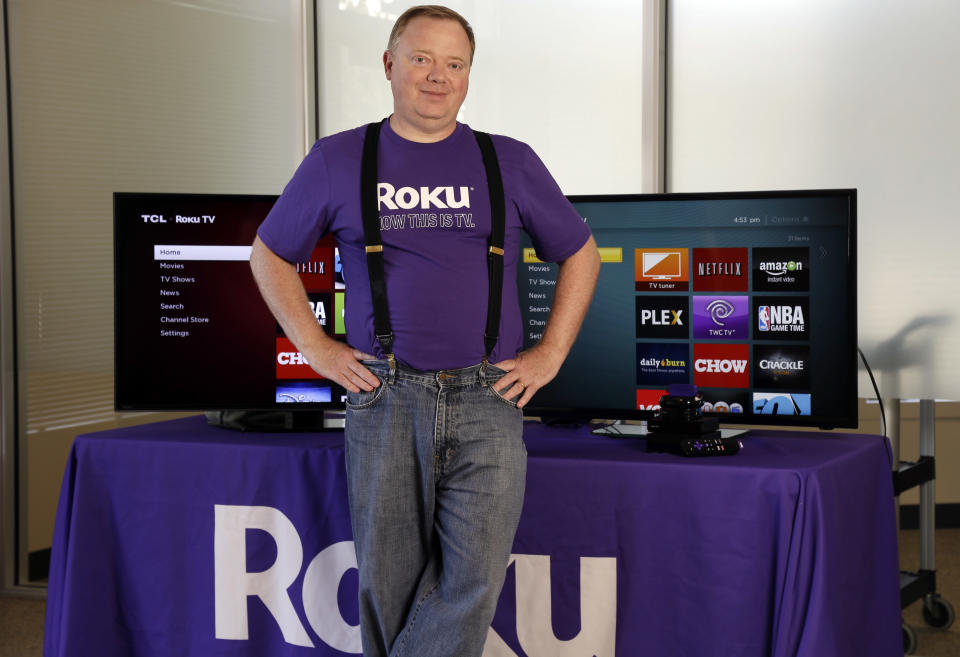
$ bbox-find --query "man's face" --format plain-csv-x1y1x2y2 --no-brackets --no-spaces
384,17,471,141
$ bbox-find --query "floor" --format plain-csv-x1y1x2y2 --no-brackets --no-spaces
899,527,960,656
0,593,43,657
1,529,958,656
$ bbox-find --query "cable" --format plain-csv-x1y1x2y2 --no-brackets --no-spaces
858,346,886,437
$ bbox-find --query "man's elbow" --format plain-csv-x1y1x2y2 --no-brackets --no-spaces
249,236,287,285
569,235,601,279
251,235,282,263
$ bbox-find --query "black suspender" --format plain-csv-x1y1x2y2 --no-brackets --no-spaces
474,130,507,362
359,119,506,374
360,120,393,370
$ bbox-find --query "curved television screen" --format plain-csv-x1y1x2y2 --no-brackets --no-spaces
519,189,858,429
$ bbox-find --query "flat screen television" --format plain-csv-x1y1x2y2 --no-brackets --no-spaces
115,189,857,431
518,189,858,429
113,192,351,425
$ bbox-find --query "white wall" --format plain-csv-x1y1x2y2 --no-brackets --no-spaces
318,0,657,195
668,0,960,400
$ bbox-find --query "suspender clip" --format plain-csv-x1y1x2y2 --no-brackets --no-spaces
386,353,397,384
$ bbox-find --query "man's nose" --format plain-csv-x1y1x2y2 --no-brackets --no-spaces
427,64,446,84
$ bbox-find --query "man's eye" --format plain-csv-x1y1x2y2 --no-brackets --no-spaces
413,56,427,64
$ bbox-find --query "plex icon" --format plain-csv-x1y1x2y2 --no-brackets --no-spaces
636,296,689,339
640,309,683,325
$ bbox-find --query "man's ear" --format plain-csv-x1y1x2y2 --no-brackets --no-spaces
383,50,393,80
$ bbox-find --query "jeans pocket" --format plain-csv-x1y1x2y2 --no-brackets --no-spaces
487,377,522,409
346,379,387,410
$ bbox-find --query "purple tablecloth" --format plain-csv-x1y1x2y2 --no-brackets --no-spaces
44,416,902,656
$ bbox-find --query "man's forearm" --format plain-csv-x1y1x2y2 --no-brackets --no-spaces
249,236,329,354
492,235,599,407
249,236,378,392
537,234,601,365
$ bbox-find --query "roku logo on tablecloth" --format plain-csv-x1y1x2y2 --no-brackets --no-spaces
213,505,617,656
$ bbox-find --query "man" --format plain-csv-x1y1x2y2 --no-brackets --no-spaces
250,6,600,656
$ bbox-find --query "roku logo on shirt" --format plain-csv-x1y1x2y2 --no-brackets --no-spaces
377,183,471,210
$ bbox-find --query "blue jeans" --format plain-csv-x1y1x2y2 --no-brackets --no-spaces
344,360,526,657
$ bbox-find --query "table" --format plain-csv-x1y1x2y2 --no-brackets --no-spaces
44,416,902,656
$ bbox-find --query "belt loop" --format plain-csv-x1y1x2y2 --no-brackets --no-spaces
479,358,489,387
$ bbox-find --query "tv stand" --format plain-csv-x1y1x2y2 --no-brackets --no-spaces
591,420,650,437
591,420,749,440
538,415,594,428
204,409,345,432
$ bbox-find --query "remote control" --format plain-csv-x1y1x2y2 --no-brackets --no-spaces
679,436,742,457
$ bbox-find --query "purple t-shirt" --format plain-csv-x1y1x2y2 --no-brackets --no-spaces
257,120,591,371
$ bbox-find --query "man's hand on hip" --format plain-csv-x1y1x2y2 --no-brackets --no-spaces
491,236,601,409
306,339,380,393
250,237,379,394
492,344,563,409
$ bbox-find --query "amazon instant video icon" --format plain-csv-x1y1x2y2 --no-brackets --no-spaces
753,247,809,291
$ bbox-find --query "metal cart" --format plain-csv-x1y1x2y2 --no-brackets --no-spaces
891,399,955,654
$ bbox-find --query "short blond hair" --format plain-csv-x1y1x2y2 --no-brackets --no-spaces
387,5,475,64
